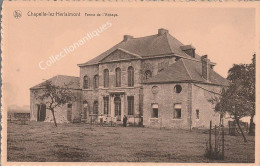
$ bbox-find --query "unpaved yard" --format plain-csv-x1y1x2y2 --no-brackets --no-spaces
7,122,255,162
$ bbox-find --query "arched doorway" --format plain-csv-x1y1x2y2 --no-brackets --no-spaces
83,101,88,121
37,104,46,122
114,97,121,121
67,103,72,122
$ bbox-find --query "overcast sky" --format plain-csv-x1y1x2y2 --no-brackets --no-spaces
3,6,256,108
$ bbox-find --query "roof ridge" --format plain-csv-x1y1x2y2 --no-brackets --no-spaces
56,75,79,78
165,33,175,53
78,41,124,66
131,34,158,40
181,59,193,80
99,48,142,60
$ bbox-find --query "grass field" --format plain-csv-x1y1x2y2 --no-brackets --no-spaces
7,121,255,162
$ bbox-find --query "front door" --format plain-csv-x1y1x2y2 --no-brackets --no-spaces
37,104,46,122
114,97,121,121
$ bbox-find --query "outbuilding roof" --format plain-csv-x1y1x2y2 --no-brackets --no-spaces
30,75,80,90
144,59,229,86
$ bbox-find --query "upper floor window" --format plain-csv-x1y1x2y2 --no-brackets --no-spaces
104,69,109,88
83,75,89,89
174,85,182,93
128,66,134,87
67,103,72,108
94,75,99,89
115,68,121,87
145,70,152,80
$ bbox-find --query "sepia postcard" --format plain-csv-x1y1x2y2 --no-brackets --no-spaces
1,1,259,166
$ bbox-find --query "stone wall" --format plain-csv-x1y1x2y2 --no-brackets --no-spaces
98,60,142,88
143,83,225,129
191,83,226,128
143,83,190,129
30,89,82,123
80,64,99,89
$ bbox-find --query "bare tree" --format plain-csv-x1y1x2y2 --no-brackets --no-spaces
33,80,77,127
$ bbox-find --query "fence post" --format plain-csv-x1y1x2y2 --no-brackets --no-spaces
215,125,217,152
228,121,230,135
222,125,224,159
91,115,92,128
209,121,212,157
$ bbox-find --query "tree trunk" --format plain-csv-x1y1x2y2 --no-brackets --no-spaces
234,109,247,143
51,109,58,127
249,115,255,135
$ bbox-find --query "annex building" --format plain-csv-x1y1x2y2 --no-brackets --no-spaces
30,28,229,129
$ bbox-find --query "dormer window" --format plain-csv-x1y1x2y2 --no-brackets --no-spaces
180,45,196,58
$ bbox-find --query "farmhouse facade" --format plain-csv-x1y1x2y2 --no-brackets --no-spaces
30,28,229,129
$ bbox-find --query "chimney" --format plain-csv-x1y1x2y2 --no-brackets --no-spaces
201,55,210,80
158,28,169,35
123,35,133,41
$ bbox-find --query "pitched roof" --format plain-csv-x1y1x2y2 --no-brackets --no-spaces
78,32,201,66
144,59,229,86
30,75,80,90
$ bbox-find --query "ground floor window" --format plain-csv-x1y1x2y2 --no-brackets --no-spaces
151,103,158,118
93,101,98,115
196,109,199,119
127,96,134,115
174,104,181,119
103,97,109,115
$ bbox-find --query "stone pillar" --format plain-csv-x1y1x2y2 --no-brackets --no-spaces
111,95,115,118
121,94,125,121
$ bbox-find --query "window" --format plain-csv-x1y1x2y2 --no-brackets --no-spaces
103,97,109,115
196,109,199,119
93,101,98,115
67,103,72,108
174,104,181,119
115,68,121,87
67,103,72,121
83,76,89,89
127,66,134,87
145,70,152,80
94,75,99,89
104,69,109,88
151,103,158,118
127,96,134,115
174,85,182,93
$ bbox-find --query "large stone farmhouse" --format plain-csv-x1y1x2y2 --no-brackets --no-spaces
30,28,229,129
